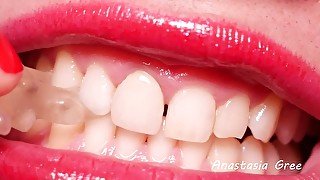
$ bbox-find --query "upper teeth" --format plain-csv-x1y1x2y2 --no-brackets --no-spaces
111,70,164,135
164,87,215,143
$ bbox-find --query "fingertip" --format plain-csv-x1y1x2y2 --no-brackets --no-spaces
0,33,23,74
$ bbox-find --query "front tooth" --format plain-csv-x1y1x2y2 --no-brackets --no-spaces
115,128,146,160
84,115,116,155
147,121,177,163
248,94,282,142
46,123,83,149
275,105,300,145
0,114,11,135
11,109,36,132
240,136,264,174
164,88,215,143
52,50,83,89
179,138,212,170
213,95,250,139
79,64,115,115
263,142,280,175
111,71,164,135
207,137,240,172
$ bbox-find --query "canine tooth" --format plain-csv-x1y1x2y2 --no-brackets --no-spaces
208,137,240,172
111,71,164,135
179,138,212,170
36,55,53,71
240,136,264,174
79,64,115,115
263,142,280,175
84,115,116,155
0,114,11,135
276,105,300,145
293,114,310,142
248,94,282,142
164,88,215,143
214,95,250,139
46,123,83,149
11,109,36,132
52,50,83,89
115,128,146,160
147,122,177,163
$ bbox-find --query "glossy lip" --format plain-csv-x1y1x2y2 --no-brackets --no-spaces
0,2,319,179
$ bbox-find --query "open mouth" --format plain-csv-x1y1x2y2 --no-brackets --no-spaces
0,1,320,179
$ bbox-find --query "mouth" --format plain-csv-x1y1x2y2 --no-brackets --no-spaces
0,1,320,179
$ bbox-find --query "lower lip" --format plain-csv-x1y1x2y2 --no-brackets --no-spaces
0,2,320,179
1,138,319,179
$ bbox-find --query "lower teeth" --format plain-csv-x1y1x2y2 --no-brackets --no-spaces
0,45,319,175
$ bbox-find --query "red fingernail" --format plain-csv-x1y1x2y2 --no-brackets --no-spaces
0,33,23,73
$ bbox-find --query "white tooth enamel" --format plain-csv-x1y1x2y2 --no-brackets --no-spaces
276,105,300,145
79,64,115,115
263,142,280,175
240,136,264,174
52,50,83,89
147,120,177,163
179,138,212,170
248,94,282,142
36,55,53,72
11,109,36,132
164,88,215,143
46,123,83,149
213,95,250,139
111,71,164,135
208,137,240,172
84,115,116,155
0,114,11,135
115,128,146,160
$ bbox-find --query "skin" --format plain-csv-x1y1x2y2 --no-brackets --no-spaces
0,0,319,69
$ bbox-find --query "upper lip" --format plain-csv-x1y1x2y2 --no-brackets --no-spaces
0,1,319,178
1,2,319,120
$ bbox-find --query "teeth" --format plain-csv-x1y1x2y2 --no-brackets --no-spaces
179,138,212,170
36,55,53,71
248,94,282,142
115,128,146,160
0,113,11,135
293,114,310,143
213,95,250,139
263,142,280,175
111,71,164,135
147,120,177,163
207,137,240,172
79,64,115,115
11,109,36,132
164,88,215,143
84,115,116,155
240,136,264,174
275,105,300,145
46,123,83,149
52,50,83,89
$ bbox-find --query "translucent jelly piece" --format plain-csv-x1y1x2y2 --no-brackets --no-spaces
0,67,90,125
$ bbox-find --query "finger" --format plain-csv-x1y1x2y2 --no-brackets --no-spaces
0,33,23,96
